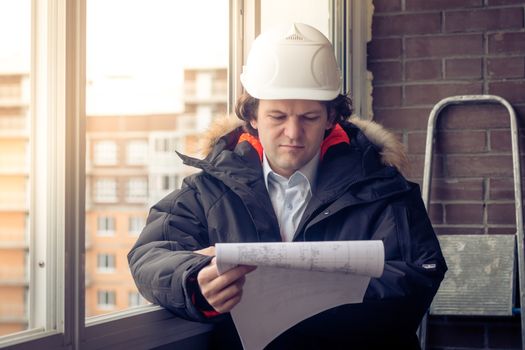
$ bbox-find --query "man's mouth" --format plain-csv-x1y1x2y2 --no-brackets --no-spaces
280,145,304,149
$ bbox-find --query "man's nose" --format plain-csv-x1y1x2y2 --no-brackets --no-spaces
283,118,302,140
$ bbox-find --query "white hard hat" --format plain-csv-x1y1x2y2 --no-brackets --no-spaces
240,23,342,101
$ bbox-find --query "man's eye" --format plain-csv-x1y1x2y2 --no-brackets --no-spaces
304,115,320,121
269,115,285,120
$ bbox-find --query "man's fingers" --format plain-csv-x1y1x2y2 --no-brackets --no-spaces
197,266,221,295
195,246,216,257
206,277,245,308
215,290,244,313
201,266,241,298
197,263,256,313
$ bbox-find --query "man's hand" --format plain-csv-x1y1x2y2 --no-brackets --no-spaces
195,246,216,257
196,255,256,313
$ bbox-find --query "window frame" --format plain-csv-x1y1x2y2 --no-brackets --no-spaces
1,0,368,348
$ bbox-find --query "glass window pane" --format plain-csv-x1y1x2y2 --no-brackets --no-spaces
0,0,31,337
261,0,331,38
85,0,228,317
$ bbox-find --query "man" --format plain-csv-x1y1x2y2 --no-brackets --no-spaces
128,23,447,349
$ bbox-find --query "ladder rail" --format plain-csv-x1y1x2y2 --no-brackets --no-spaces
419,94,524,349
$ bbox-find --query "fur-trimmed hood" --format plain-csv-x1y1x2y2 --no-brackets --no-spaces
199,115,409,175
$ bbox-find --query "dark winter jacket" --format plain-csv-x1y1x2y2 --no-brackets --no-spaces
128,116,447,349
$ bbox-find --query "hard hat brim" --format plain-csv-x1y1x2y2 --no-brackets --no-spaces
241,76,341,101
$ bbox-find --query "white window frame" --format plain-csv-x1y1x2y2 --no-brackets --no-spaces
1,0,366,348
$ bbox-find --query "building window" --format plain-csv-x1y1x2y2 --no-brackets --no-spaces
196,106,212,131
97,216,115,236
154,136,182,153
160,174,180,191
96,253,115,273
154,138,169,153
93,140,118,165
196,72,212,99
128,216,144,236
94,178,118,203
97,290,116,310
128,291,147,308
126,140,148,165
126,178,148,202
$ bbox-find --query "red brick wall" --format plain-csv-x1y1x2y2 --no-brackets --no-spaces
368,0,525,348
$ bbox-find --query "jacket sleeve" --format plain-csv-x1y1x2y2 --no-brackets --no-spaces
127,185,221,322
363,183,447,333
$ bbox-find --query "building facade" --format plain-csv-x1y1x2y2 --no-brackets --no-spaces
84,67,227,317
0,67,227,331
0,73,30,335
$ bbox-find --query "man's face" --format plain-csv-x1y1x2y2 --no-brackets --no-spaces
250,99,333,178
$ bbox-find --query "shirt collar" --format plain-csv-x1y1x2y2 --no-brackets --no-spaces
263,151,320,191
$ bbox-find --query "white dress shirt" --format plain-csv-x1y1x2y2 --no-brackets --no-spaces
263,152,319,242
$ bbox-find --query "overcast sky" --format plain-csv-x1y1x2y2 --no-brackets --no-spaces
0,0,330,115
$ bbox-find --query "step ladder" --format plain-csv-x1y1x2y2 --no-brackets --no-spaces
418,95,525,350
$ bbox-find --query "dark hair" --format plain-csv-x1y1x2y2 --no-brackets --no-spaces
234,92,353,136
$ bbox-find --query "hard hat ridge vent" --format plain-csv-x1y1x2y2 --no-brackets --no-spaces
284,23,305,41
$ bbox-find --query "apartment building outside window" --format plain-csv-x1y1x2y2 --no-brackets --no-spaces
96,253,115,273
94,178,118,203
96,216,115,236
128,291,147,308
160,174,180,192
97,290,116,310
0,0,30,339
154,136,182,154
126,140,148,165
195,72,212,99
128,216,145,236
126,178,148,202
93,140,118,165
